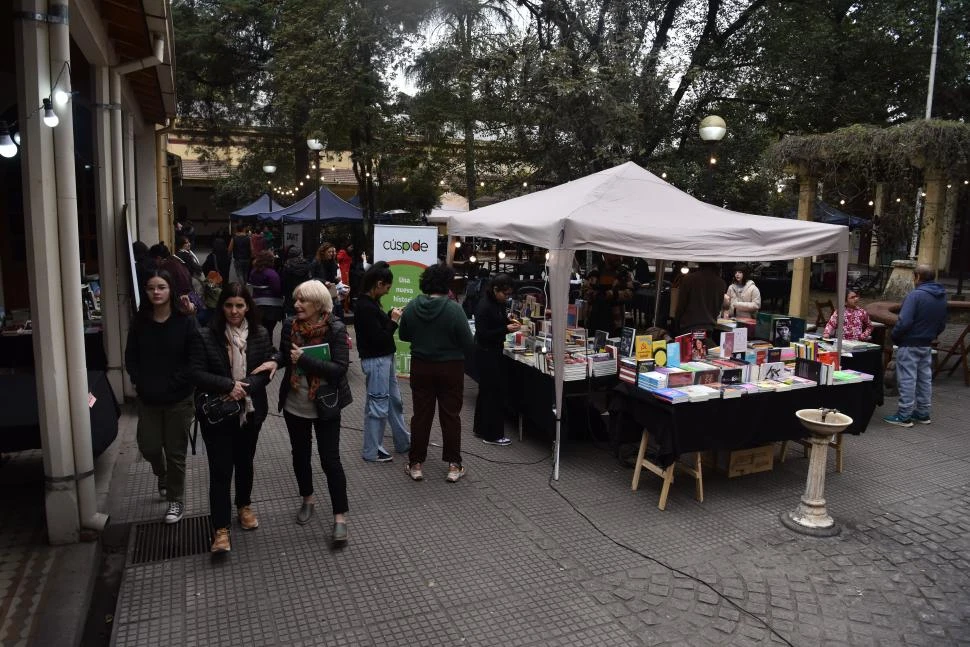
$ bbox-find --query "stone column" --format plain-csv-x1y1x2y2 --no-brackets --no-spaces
917,167,945,275
938,180,958,273
788,169,816,319
14,0,80,544
883,259,916,301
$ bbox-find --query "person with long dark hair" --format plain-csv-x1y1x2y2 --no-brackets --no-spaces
277,281,352,544
310,242,344,320
202,237,231,285
398,263,473,483
355,261,409,462
473,273,520,446
124,270,198,524
189,283,278,553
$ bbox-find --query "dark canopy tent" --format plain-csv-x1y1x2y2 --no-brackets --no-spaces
231,193,284,218
785,202,869,229
255,187,364,223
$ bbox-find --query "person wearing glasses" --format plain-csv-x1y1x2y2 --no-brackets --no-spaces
473,274,521,446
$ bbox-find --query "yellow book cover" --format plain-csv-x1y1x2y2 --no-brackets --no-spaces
652,339,668,367
634,335,653,361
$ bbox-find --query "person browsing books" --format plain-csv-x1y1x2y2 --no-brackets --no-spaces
883,265,947,428
277,280,352,545
723,266,761,320
354,261,411,462
675,263,726,339
124,270,198,526
189,283,278,553
398,263,474,483
473,273,520,446
823,290,872,341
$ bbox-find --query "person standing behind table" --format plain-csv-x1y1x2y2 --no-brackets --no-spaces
310,242,344,320
723,265,761,320
249,250,284,341
823,290,873,341
675,263,726,339
355,261,411,462
190,283,278,553
277,281,352,545
398,263,474,483
228,224,252,284
883,264,948,428
124,270,197,525
473,273,521,446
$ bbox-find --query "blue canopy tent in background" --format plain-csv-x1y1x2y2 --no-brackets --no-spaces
254,187,364,223
784,201,870,229
231,193,283,218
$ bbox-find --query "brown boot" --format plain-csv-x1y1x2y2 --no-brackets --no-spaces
237,505,259,530
211,527,231,553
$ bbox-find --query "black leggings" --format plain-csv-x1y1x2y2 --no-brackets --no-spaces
282,411,349,515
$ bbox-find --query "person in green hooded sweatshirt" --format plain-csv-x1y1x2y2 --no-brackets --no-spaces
398,263,474,483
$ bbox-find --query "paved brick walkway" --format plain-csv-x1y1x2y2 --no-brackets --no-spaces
97,323,970,647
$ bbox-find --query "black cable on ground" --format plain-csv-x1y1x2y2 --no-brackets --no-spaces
546,477,796,647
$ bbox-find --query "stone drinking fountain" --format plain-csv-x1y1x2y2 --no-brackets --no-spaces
780,408,853,537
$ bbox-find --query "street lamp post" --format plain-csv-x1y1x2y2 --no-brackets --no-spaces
262,162,277,212
699,115,727,204
307,139,324,242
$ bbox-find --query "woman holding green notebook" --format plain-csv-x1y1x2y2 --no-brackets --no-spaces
277,280,352,545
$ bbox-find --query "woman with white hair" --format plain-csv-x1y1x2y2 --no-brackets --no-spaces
276,281,352,545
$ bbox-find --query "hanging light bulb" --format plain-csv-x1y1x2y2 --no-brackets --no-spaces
401,177,407,182
839,199,845,205
454,241,462,248
480,181,485,187
439,180,445,186
42,99,59,127
305,174,310,179
868,200,874,206
469,255,477,264
53,89,70,107
498,250,506,260
661,172,667,179
12,132,21,145
709,156,717,165
0,122,17,158
545,252,550,261
522,182,528,188
681,266,690,275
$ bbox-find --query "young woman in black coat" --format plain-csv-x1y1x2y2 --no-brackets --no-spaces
190,283,278,554
473,274,521,445
277,280,352,545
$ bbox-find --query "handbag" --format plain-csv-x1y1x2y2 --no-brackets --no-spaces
312,380,341,420
198,393,243,425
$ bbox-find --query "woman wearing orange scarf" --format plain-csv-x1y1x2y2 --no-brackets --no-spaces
277,281,352,545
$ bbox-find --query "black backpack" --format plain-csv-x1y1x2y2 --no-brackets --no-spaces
463,277,484,318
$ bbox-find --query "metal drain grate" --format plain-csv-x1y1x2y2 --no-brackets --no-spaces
130,514,213,565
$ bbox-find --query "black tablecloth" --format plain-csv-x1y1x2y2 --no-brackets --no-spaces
841,348,884,406
609,381,875,468
0,330,107,371
0,370,119,456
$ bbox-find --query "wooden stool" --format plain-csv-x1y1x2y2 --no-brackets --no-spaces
631,430,703,510
779,433,844,473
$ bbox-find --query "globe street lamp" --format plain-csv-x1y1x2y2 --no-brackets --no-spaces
699,115,727,203
262,162,277,212
307,139,325,238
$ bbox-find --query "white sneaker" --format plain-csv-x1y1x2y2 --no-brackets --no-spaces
483,437,512,446
164,501,184,524
446,463,466,483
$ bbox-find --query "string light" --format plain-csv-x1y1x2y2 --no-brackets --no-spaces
839,199,845,205
868,200,874,206
480,181,485,187
42,99,58,127
401,177,407,182
661,172,667,179
522,182,527,188
53,89,70,107
454,241,462,248
439,180,445,186
896,197,901,202
498,250,506,259
709,156,717,165
742,175,750,182
469,255,477,263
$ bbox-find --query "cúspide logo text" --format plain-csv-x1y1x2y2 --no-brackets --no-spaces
382,238,429,253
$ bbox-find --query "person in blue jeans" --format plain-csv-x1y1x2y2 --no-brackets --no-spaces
354,261,410,461
884,264,947,428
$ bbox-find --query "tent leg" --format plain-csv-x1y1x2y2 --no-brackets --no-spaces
553,417,561,481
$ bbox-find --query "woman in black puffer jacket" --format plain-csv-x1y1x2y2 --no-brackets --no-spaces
190,283,278,554
277,280,352,545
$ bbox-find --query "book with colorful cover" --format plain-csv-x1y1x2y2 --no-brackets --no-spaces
566,304,578,327
634,335,653,361
667,342,681,368
649,387,689,404
673,384,721,402
720,384,746,399
651,339,668,367
594,330,609,352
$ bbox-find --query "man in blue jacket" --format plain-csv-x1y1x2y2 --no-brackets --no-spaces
884,264,948,427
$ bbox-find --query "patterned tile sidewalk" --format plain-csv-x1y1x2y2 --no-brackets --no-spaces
4,321,969,646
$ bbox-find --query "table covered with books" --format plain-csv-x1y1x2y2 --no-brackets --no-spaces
608,380,876,469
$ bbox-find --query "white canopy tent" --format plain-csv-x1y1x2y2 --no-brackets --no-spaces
447,161,850,479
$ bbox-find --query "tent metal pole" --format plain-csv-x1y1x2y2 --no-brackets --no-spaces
653,260,666,328
836,250,848,357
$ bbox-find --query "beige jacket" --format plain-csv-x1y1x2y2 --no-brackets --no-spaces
724,280,761,319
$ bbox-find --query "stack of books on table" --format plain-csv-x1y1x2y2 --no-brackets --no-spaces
656,366,693,387
831,369,873,384
588,352,618,377
619,358,637,384
678,361,722,385
673,384,721,402
638,370,668,391
648,387,689,404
